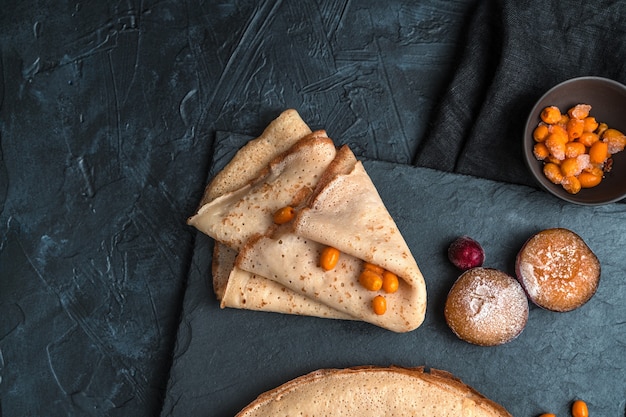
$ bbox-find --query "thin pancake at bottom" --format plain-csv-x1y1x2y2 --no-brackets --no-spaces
235,366,513,417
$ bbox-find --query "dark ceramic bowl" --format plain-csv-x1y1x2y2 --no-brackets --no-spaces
524,76,626,205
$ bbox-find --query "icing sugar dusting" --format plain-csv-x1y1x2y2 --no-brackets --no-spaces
459,270,528,343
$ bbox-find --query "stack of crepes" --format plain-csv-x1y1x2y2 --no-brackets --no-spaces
187,109,426,332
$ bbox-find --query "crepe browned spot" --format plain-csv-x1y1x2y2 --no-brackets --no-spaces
211,242,232,300
235,366,513,417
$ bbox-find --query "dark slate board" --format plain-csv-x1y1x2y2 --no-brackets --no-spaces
161,132,626,417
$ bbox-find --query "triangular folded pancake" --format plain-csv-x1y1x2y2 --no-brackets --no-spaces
205,109,314,303
232,144,426,332
235,366,513,417
189,109,427,331
195,109,351,319
293,153,427,320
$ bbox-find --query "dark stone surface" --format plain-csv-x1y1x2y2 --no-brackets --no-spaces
3,1,626,416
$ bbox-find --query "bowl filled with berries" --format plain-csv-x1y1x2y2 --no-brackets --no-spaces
524,76,626,205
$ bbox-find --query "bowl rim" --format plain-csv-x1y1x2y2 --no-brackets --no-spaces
523,76,626,206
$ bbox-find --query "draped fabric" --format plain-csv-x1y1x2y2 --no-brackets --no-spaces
415,0,626,189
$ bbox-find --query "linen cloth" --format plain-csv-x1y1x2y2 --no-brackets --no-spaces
415,0,626,189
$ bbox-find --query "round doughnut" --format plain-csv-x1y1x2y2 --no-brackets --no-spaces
445,267,529,346
515,228,600,312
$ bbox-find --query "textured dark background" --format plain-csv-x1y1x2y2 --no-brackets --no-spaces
0,1,475,414
2,1,626,416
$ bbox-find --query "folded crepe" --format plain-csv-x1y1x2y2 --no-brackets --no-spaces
235,366,513,417
192,129,355,320
233,144,425,332
197,109,354,320
188,109,427,332
293,149,425,307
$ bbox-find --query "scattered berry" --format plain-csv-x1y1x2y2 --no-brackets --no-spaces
447,236,485,271
572,399,589,417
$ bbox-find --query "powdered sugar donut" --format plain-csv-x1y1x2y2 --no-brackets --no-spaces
445,267,529,346
515,228,600,312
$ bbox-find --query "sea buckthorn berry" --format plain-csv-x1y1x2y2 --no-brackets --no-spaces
562,175,582,194
583,116,598,132
568,103,592,120
372,295,387,315
538,414,556,417
560,157,582,177
578,131,599,147
363,262,385,275
273,206,295,224
319,246,341,271
584,164,604,176
546,154,562,165
543,162,564,184
602,128,626,154
541,106,562,124
567,118,584,140
382,271,399,294
572,400,589,417
559,113,570,126
545,134,567,160
589,140,609,164
359,269,383,291
549,124,569,142
596,122,608,137
565,141,586,158
578,171,603,188
605,135,626,154
533,143,550,160
533,124,550,142
602,128,624,139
